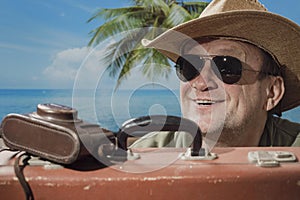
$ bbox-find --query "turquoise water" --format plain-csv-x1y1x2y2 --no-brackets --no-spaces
0,89,181,132
0,89,299,132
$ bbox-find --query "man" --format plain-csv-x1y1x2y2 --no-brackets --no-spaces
131,0,300,148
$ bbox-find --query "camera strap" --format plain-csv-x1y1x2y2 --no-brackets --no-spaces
0,147,33,200
14,152,34,200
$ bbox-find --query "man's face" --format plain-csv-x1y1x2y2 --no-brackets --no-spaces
180,39,272,147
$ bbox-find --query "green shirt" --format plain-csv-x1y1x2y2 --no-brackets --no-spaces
259,116,300,147
130,116,300,148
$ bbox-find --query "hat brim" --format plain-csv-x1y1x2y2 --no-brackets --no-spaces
143,10,300,112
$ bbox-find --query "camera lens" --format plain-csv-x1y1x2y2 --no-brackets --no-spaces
36,103,79,122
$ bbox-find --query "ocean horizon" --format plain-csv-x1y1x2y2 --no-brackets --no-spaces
1,89,299,132
0,88,181,132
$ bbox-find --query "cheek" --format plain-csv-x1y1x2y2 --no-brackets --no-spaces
180,81,191,97
224,85,250,118
180,83,189,112
226,84,267,115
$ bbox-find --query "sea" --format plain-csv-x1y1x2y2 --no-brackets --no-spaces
0,89,299,132
0,89,181,132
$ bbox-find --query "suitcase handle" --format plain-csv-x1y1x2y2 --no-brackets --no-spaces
116,115,202,156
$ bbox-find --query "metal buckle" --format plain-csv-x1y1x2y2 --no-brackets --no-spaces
248,151,297,167
180,147,218,161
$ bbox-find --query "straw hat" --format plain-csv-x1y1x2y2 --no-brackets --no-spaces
142,0,300,112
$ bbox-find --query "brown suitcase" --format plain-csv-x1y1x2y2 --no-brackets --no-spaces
0,146,299,200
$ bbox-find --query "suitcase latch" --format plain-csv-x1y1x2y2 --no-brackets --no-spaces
248,151,297,167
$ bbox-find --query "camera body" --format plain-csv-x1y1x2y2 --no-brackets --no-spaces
0,103,115,164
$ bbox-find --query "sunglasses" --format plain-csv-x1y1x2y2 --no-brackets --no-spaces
175,54,265,84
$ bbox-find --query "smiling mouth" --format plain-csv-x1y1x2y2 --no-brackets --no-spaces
195,100,222,106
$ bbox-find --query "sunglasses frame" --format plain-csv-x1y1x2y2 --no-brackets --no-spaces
175,54,264,84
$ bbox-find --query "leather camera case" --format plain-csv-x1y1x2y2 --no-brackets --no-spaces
0,103,115,164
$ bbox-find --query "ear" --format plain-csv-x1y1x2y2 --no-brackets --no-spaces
265,76,285,111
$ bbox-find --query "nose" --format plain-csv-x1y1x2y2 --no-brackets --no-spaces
190,61,218,91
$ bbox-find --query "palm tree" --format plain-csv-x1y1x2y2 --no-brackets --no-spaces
87,0,208,88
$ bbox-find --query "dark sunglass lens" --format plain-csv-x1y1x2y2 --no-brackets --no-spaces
213,56,242,84
175,55,204,82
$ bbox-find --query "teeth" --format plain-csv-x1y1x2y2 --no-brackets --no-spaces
196,100,215,105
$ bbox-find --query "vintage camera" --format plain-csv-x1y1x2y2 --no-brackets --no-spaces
0,103,115,164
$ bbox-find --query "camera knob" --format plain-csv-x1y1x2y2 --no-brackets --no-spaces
36,103,78,122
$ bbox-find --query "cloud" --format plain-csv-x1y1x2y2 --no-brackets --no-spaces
43,47,91,81
43,46,180,90
42,46,110,88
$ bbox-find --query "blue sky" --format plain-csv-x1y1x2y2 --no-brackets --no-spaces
0,0,299,89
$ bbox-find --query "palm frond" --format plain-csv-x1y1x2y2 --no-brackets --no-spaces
88,11,147,46
135,0,171,14
115,48,171,89
163,3,193,28
87,0,209,88
181,2,209,18
87,6,144,23
141,48,171,79
102,28,150,77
